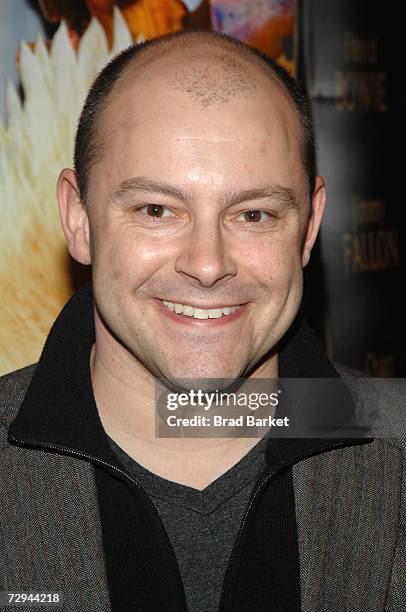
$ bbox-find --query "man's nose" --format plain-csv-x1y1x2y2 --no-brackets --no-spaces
174,223,237,287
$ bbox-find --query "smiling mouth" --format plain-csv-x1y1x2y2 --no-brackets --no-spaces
159,299,242,320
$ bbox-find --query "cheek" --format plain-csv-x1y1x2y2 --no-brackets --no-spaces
94,227,174,285
239,232,302,286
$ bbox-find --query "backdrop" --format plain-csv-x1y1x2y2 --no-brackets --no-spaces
0,0,403,376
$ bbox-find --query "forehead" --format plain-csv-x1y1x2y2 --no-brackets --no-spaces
103,44,301,140
93,46,304,198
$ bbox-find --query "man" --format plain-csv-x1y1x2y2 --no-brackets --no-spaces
0,30,404,612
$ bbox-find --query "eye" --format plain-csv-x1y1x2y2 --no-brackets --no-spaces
134,204,175,220
237,210,273,223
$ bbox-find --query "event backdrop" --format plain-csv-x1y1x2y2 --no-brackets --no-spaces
298,0,405,376
0,0,296,375
1,1,403,376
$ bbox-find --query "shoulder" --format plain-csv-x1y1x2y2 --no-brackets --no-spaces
0,364,37,430
333,361,406,455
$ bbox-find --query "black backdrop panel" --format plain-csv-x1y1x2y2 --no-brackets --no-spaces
298,0,405,376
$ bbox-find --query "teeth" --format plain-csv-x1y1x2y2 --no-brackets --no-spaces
161,300,240,319
183,305,194,316
194,308,209,319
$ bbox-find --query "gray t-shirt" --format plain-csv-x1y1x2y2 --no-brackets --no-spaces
107,435,269,611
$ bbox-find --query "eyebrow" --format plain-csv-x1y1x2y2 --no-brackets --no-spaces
109,176,298,209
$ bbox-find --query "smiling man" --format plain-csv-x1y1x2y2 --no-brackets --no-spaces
1,31,404,612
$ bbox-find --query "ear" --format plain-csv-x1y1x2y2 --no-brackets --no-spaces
301,175,327,267
57,168,91,265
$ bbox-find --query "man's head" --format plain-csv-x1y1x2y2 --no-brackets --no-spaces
57,30,326,384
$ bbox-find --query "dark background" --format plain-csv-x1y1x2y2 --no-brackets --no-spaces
298,0,405,375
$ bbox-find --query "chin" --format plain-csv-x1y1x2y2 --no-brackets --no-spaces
161,361,244,391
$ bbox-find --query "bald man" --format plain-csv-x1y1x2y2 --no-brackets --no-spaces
1,31,404,612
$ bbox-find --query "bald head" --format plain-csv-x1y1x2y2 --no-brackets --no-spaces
74,30,316,205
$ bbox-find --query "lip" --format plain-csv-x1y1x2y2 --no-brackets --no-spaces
153,298,249,326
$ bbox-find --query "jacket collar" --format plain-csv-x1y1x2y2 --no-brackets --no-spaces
8,282,372,468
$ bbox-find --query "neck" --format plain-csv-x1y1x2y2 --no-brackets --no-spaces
90,315,278,488
91,343,278,441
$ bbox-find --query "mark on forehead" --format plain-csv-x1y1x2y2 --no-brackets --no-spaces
168,53,257,108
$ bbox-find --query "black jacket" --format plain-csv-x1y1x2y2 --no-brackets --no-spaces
4,283,401,612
